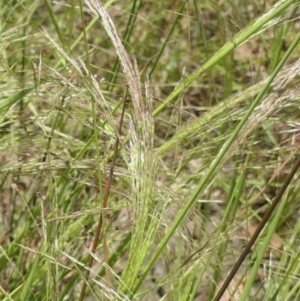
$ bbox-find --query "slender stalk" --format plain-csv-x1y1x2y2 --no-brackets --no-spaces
78,96,127,301
214,156,300,301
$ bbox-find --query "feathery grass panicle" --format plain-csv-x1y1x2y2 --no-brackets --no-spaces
1,0,300,300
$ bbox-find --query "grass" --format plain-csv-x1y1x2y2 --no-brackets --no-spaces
1,0,300,300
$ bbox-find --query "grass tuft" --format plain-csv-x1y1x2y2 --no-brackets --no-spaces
1,1,300,300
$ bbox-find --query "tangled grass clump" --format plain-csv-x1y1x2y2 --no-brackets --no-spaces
1,1,300,300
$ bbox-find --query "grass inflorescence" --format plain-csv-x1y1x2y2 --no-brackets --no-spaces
1,1,300,300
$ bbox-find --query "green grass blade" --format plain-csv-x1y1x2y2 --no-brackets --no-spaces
148,1,186,77
43,0,67,50
19,254,41,301
132,17,300,297
0,87,34,123
153,0,295,117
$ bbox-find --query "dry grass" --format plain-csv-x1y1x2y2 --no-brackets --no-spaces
1,1,300,301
